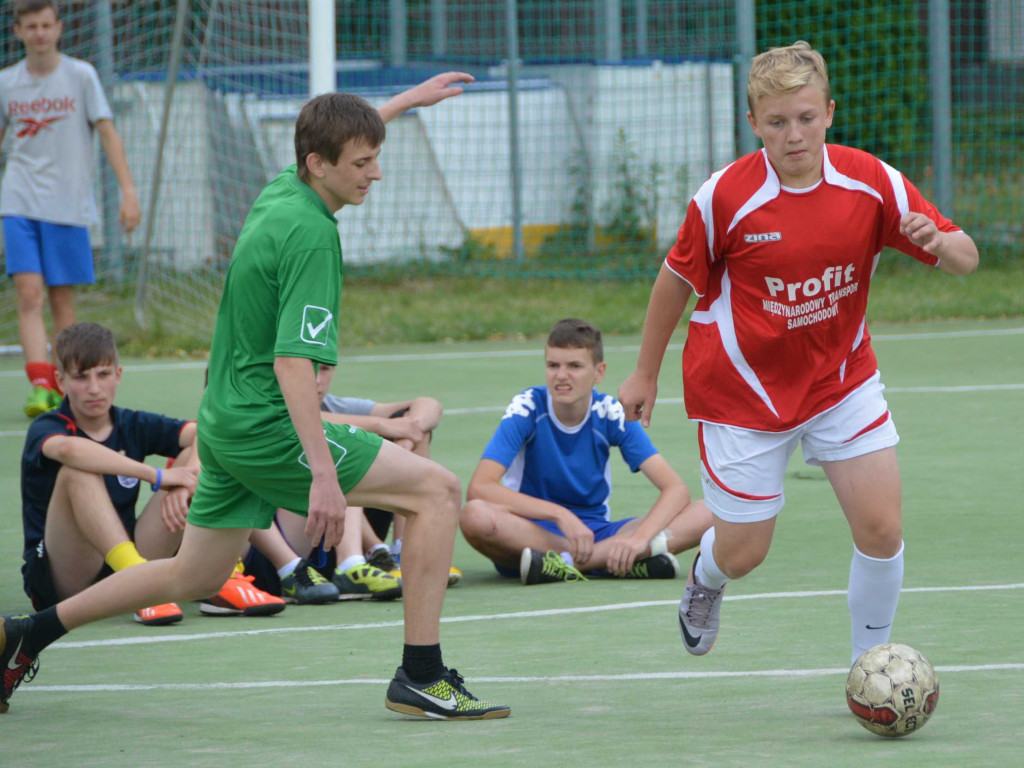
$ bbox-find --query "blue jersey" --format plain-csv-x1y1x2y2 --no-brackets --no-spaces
21,399,188,558
482,386,658,523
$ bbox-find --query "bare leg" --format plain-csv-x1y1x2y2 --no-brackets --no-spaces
47,284,77,339
56,525,251,630
459,499,572,570
346,442,459,645
823,448,902,557
13,273,48,364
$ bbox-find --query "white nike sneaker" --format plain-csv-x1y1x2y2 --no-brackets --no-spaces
384,666,510,720
678,553,725,656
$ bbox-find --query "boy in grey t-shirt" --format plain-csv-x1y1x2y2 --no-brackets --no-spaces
0,0,140,417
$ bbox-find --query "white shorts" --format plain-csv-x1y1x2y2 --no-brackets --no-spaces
699,371,899,523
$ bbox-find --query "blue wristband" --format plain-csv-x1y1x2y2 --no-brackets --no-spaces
151,467,162,492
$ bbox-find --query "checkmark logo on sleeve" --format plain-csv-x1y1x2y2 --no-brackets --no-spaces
300,305,333,345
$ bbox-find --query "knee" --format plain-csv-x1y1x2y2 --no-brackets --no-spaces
16,282,44,313
459,499,497,541
55,465,105,494
716,546,768,580
421,465,461,518
855,519,904,559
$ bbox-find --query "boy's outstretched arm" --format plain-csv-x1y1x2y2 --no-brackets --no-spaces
41,434,197,493
618,263,693,427
377,72,474,124
466,458,595,565
604,454,690,575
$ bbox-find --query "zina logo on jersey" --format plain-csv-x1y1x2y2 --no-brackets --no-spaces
744,232,782,243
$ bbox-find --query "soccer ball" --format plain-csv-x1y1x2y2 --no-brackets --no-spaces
846,643,940,737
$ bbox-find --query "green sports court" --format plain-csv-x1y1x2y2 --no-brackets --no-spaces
1,320,1021,766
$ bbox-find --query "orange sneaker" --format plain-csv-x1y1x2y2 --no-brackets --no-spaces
200,572,286,617
134,603,184,626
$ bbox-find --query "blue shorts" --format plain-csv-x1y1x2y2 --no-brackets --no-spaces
3,216,94,285
494,516,634,577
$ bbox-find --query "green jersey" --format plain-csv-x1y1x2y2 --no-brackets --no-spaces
199,165,342,448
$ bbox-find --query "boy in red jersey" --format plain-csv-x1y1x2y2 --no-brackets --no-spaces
618,41,978,664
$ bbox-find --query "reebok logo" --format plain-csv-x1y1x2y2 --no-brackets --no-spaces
300,305,332,345
15,115,65,138
404,685,458,711
744,231,782,243
9,96,76,116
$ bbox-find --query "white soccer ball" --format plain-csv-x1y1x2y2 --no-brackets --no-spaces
846,642,940,737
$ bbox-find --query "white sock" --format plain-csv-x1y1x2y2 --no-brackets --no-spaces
848,542,904,665
391,539,402,558
368,543,390,557
337,555,366,574
694,527,728,589
276,557,301,579
560,551,575,567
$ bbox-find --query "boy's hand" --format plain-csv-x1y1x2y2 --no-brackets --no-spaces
618,370,658,428
375,416,424,444
163,465,199,495
605,534,648,576
160,486,191,532
402,71,474,108
305,474,346,550
120,189,141,233
899,212,944,255
557,512,594,566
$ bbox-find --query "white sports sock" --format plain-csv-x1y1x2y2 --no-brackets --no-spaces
276,557,302,579
560,551,575,567
848,542,904,666
694,527,728,589
391,539,402,557
337,555,367,574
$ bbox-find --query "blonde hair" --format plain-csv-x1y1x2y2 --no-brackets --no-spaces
747,40,830,113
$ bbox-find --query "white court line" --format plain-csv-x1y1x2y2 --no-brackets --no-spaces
443,384,1024,416
50,582,1024,651
21,663,1024,696
1,326,1020,377
1,382,1018,435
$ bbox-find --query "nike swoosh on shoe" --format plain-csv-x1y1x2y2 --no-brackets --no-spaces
405,685,458,711
678,613,702,648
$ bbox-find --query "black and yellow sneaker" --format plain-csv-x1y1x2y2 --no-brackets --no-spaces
280,561,339,604
520,548,588,585
385,666,510,720
1,614,39,714
622,553,680,579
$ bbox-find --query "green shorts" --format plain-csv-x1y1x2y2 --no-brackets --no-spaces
188,421,383,529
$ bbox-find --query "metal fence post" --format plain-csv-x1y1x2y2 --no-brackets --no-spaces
735,0,756,155
506,0,525,263
93,0,121,279
929,0,954,216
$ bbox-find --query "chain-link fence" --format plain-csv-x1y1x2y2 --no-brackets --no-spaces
0,0,1018,347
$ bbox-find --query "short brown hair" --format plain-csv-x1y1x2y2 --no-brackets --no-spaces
13,0,60,23
54,322,118,374
294,93,385,182
547,318,603,364
747,40,830,114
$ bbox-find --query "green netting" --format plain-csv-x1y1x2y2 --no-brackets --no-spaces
0,1,1018,349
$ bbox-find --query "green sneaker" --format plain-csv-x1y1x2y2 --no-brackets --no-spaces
24,386,58,418
46,389,64,410
280,561,339,604
622,553,680,579
333,562,402,601
520,548,589,585
385,666,510,720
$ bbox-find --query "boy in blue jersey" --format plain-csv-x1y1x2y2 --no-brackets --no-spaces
461,319,711,584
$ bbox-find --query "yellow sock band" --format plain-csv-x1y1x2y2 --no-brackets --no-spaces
105,541,147,572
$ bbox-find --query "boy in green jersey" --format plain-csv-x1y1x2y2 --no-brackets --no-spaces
2,73,510,721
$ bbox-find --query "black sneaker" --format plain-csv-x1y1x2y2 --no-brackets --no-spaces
280,561,340,604
622,553,680,579
366,547,399,574
520,548,588,585
1,614,39,714
385,666,510,720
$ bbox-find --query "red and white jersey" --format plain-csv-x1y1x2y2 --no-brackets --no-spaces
666,144,961,432
0,55,112,226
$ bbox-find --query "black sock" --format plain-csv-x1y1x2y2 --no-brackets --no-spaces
26,606,68,655
402,643,445,683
